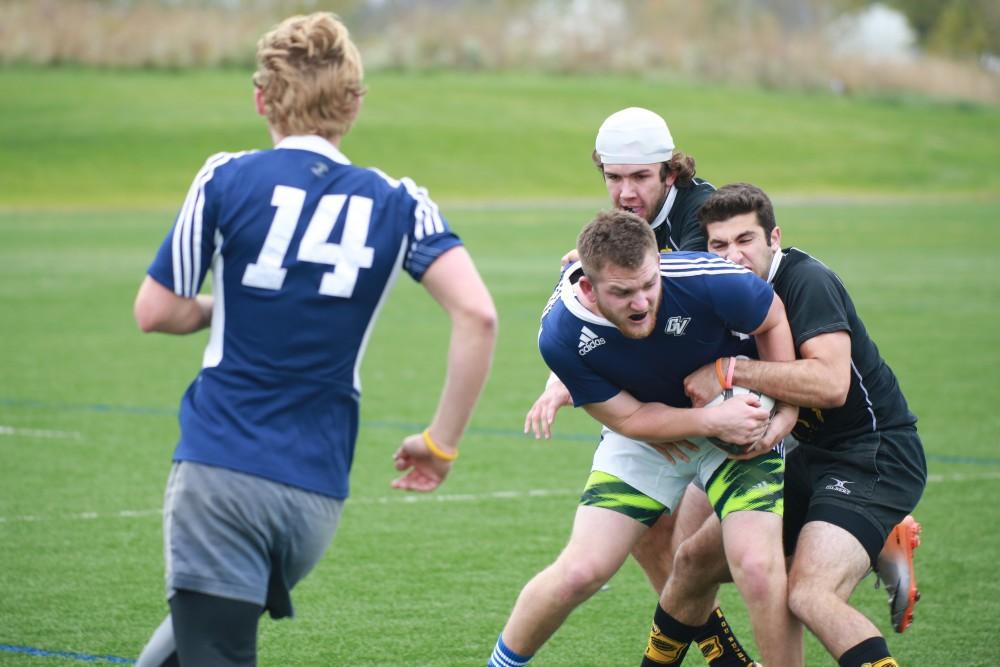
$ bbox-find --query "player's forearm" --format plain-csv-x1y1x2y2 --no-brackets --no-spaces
731,358,845,409
427,307,498,448
134,276,213,335
607,402,710,443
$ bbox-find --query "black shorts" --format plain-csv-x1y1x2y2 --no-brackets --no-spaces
783,426,926,566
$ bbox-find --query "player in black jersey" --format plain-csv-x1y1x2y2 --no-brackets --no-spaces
590,106,716,254
674,183,926,667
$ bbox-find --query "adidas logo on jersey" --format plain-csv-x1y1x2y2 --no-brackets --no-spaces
578,326,606,356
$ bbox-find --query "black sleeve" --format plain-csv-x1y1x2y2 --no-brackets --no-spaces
780,260,853,349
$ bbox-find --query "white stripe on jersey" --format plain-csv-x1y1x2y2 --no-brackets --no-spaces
353,237,408,393
202,229,225,369
171,151,248,297
851,360,879,433
659,267,749,277
400,177,444,241
369,168,445,241
659,255,750,278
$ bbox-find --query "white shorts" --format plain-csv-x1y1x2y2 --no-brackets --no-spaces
591,427,727,512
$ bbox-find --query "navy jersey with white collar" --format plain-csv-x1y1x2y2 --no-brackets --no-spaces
147,135,462,499
539,253,771,408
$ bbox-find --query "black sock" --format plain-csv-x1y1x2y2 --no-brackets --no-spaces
641,603,701,666
838,636,897,667
692,607,756,666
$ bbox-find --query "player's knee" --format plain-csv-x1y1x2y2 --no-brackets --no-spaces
729,549,782,601
676,533,728,585
557,557,614,600
786,574,823,624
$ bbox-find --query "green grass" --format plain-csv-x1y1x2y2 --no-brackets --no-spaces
1,67,999,208
1,67,999,665
1,199,998,666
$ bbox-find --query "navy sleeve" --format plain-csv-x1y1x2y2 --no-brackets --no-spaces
705,269,775,335
148,152,231,295
396,177,463,281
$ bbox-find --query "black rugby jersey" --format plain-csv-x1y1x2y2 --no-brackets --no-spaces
773,248,917,445
652,177,715,253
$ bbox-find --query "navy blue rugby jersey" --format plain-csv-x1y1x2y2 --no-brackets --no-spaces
147,135,462,498
538,252,771,408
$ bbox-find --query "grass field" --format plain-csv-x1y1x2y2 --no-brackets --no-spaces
1,68,999,665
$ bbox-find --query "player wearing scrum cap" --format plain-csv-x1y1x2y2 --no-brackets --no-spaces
593,106,716,253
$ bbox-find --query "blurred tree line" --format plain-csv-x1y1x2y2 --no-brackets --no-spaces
881,0,1000,58
2,0,996,103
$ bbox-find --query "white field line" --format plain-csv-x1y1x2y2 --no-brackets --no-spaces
0,425,82,440
1,472,997,525
0,488,578,524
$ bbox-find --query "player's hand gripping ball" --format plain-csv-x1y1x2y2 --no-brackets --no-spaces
706,386,776,455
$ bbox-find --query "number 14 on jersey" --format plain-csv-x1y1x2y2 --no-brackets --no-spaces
242,184,375,298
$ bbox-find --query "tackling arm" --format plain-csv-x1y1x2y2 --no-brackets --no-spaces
732,331,851,408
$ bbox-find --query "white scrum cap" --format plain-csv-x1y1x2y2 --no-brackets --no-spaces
595,107,674,165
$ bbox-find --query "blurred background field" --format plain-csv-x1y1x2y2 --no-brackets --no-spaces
1,1,999,665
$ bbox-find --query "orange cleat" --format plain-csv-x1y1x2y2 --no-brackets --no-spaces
876,515,922,633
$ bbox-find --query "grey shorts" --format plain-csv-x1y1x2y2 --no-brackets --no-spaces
163,461,344,618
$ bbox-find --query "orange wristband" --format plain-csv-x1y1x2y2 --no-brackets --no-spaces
715,358,727,389
724,356,736,390
422,429,458,461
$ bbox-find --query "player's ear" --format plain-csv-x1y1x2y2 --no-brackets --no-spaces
254,86,267,117
578,275,598,303
770,226,781,248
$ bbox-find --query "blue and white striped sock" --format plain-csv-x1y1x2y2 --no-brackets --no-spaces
487,633,533,667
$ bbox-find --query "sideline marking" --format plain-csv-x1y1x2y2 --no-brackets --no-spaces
2,473,997,525
0,425,81,440
0,489,577,524
0,644,133,664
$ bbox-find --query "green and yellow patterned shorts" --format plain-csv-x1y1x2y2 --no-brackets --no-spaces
579,470,668,527
705,449,784,520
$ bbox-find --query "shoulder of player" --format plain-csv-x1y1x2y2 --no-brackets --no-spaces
538,299,584,351
774,247,853,300
194,149,258,180
669,177,716,221
674,176,716,199
777,247,839,282
658,251,750,278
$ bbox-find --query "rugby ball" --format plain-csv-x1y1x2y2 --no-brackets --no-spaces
705,386,775,455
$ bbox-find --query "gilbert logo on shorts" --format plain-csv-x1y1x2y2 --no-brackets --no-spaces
825,477,854,495
578,326,606,356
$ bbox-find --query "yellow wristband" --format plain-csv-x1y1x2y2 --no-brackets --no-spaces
422,429,458,461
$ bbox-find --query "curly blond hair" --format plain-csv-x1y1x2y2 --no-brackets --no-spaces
252,12,365,140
